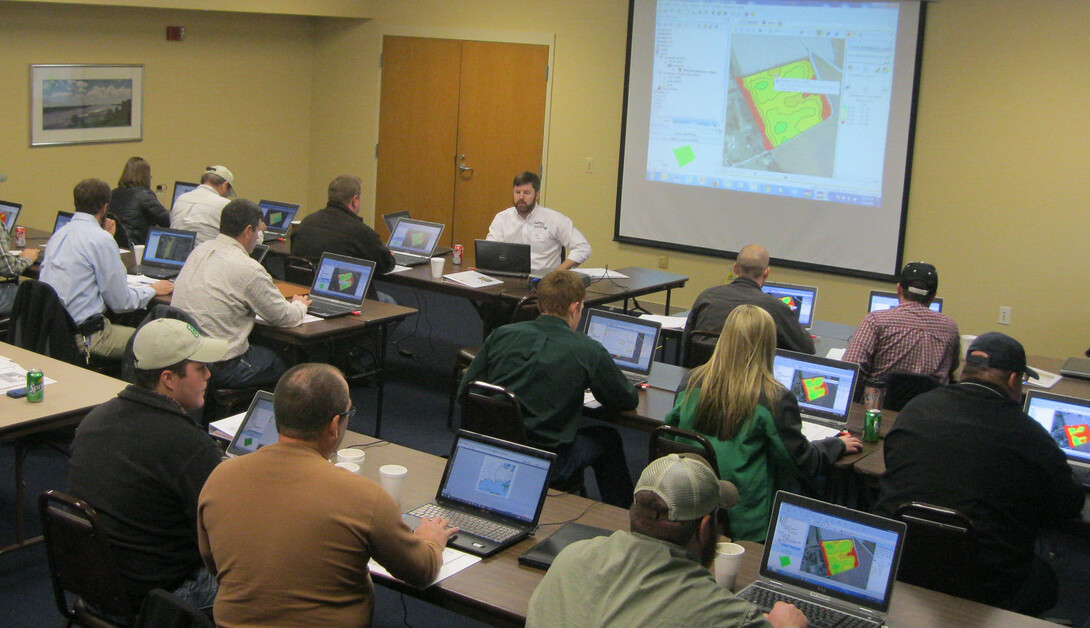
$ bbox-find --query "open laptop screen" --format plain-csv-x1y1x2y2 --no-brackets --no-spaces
0,201,21,232
868,290,942,313
172,181,198,209
762,492,905,612
258,199,300,236
583,309,661,377
439,432,553,524
761,281,817,328
773,350,859,423
311,254,376,305
387,218,443,256
226,392,277,457
144,228,196,268
1024,391,1090,469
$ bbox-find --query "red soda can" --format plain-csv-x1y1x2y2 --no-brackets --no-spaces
13,226,26,248
452,244,463,265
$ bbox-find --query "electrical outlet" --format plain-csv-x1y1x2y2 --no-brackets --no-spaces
658,254,668,268
998,306,1011,325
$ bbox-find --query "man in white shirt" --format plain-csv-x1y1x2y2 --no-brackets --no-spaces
40,178,172,359
172,198,312,388
170,165,234,245
486,171,591,271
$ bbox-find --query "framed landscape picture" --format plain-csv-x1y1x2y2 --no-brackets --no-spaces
29,64,144,147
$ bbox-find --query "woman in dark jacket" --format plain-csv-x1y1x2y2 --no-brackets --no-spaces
110,156,170,246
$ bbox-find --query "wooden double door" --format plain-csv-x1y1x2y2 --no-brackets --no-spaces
375,36,549,247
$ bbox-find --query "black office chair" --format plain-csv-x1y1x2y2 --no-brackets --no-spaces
649,425,731,537
136,589,213,628
284,256,315,286
893,502,980,601
883,373,940,411
39,490,138,628
681,329,719,368
7,280,117,373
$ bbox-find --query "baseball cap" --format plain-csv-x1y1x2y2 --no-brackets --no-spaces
900,261,938,297
634,454,721,521
133,319,229,370
204,165,234,191
965,331,1038,380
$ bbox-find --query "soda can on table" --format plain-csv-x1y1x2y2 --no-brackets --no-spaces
863,409,882,443
27,368,44,403
13,226,26,248
452,244,463,265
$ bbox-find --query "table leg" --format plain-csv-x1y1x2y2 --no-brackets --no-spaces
374,324,387,438
0,440,44,556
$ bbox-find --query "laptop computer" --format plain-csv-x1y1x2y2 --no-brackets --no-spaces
129,227,198,279
1023,390,1090,488
258,199,300,242
307,252,377,319
475,239,531,278
403,430,555,558
251,243,270,264
383,210,411,233
386,217,444,266
52,210,74,234
0,200,21,233
736,491,906,628
762,281,817,329
582,308,662,385
773,349,861,440
868,290,942,313
172,181,198,209
1058,357,1090,381
225,391,277,457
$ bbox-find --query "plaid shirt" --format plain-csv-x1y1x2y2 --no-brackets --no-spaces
0,230,32,278
844,301,960,384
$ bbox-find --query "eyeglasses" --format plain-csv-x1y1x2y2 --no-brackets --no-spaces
338,406,358,422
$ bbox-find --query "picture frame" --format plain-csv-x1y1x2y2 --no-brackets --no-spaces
29,64,144,147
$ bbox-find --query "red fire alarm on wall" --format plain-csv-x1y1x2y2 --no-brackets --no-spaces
166,26,185,42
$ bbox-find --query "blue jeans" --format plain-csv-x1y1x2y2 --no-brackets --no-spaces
213,344,288,388
171,567,218,612
553,426,634,508
0,282,16,316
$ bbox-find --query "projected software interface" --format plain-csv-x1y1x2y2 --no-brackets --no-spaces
232,397,277,455
762,283,816,327
441,438,551,523
773,352,855,417
313,259,373,303
389,220,442,255
1025,392,1090,467
0,202,19,231
647,0,902,206
585,313,658,373
765,501,900,605
258,200,299,234
145,231,195,265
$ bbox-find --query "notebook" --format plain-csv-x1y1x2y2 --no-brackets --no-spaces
1023,390,1090,488
52,210,73,234
129,227,198,279
761,281,817,329
225,391,277,457
868,290,942,313
518,522,612,570
307,252,377,318
386,217,444,266
403,430,555,558
582,308,662,385
258,199,300,241
1059,357,1090,381
475,239,531,278
251,243,270,264
0,200,21,233
171,181,198,209
773,349,861,439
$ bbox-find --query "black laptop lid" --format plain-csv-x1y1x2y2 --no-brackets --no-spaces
1023,390,1090,470
0,200,21,233
383,210,411,233
53,211,74,234
310,253,377,307
226,391,277,457
258,199,300,236
142,227,197,269
475,239,531,275
172,181,198,209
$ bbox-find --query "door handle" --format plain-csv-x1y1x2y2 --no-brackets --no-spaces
458,163,474,173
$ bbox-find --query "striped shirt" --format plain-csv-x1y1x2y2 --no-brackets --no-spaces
172,234,306,360
0,230,32,278
844,301,960,384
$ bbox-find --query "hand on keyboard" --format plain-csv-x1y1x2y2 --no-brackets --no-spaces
416,515,460,547
766,602,809,628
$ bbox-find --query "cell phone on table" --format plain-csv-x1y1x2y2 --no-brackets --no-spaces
7,387,28,398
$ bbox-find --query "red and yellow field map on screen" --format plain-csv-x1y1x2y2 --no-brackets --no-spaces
802,376,829,402
737,59,831,150
820,539,860,576
1064,424,1089,448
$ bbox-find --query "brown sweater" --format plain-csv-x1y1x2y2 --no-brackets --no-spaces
198,441,442,626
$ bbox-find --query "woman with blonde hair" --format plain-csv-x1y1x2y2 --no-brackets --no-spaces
110,156,170,246
666,304,860,541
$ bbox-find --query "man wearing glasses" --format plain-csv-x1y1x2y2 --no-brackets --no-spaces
198,364,457,626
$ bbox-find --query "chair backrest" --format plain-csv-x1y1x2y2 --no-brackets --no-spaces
108,213,133,250
6,280,84,365
649,425,719,474
682,329,719,368
136,589,214,628
38,490,137,625
460,381,527,444
508,295,540,325
893,501,980,599
284,256,316,286
884,373,940,411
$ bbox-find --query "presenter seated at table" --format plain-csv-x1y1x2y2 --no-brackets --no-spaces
109,156,171,247
874,332,1085,617
667,305,860,542
68,318,229,611
198,364,457,627
170,165,235,246
40,178,173,360
486,171,591,271
460,270,638,507
685,244,815,362
172,199,311,388
528,453,807,628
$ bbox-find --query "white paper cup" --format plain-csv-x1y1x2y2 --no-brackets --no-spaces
714,541,745,591
337,448,365,464
429,256,445,279
379,464,408,503
133,244,145,265
334,461,360,474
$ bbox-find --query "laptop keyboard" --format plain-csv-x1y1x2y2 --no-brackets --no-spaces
308,301,354,317
738,584,880,628
393,252,427,266
1072,465,1090,489
407,504,521,544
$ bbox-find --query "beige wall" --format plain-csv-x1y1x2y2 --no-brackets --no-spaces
3,0,1087,358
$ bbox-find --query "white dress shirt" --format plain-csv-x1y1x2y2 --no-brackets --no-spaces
39,212,155,325
170,184,229,245
486,204,591,271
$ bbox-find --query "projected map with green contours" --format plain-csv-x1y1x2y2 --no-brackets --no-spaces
737,59,831,150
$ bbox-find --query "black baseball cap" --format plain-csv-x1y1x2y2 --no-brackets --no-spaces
965,332,1038,380
900,262,938,297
